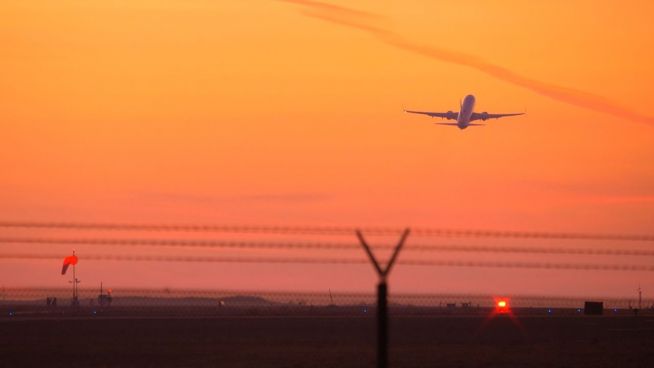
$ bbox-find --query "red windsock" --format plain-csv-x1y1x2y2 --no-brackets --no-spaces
61,255,78,275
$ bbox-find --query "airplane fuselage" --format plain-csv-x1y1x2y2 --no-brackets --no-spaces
457,94,476,129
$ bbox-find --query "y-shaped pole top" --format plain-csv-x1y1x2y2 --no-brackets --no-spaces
356,228,410,280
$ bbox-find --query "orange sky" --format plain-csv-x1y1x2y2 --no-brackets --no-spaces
1,1,653,296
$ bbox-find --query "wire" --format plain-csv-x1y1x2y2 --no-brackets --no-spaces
1,221,653,241
1,237,652,256
0,221,361,234
2,253,652,271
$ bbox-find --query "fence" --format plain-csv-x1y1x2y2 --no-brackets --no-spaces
2,287,653,317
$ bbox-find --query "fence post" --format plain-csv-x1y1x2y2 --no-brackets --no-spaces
356,228,410,368
377,281,388,368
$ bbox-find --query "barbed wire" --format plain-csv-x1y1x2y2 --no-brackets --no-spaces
1,237,653,256
1,221,654,241
2,253,652,271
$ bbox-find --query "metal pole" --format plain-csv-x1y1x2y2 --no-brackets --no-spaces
73,263,76,301
356,228,410,368
377,281,388,368
71,250,79,307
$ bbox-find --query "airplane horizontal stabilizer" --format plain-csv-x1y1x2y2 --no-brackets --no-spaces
434,123,486,127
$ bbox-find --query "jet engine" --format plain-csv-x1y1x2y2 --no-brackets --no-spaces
446,111,456,119
479,112,489,121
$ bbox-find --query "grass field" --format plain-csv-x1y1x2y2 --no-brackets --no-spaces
1,315,653,367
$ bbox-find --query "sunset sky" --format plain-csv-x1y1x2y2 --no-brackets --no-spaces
1,1,653,297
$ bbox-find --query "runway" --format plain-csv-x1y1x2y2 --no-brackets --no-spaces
2,315,653,367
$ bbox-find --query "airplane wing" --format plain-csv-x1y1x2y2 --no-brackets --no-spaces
405,110,458,120
470,112,524,121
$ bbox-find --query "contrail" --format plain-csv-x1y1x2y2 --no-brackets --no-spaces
280,0,654,126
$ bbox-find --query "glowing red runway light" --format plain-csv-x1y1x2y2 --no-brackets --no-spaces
494,298,510,314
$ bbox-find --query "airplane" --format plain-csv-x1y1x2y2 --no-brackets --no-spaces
405,94,524,130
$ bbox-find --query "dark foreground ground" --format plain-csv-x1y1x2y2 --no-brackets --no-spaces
1,315,653,367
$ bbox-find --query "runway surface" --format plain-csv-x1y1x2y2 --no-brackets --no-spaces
1,315,653,367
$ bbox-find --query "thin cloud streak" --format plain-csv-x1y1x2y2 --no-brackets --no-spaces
280,0,384,23
280,0,654,126
582,195,654,205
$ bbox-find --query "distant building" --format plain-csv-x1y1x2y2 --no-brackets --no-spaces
584,301,603,315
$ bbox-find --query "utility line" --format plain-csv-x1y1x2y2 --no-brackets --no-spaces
1,221,653,241
2,253,652,271
1,237,653,256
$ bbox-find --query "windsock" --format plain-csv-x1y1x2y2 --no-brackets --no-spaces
61,254,78,275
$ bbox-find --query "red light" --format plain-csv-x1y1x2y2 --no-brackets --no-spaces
483,297,521,331
494,297,510,314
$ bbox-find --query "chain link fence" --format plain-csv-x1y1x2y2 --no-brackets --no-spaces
2,287,653,318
